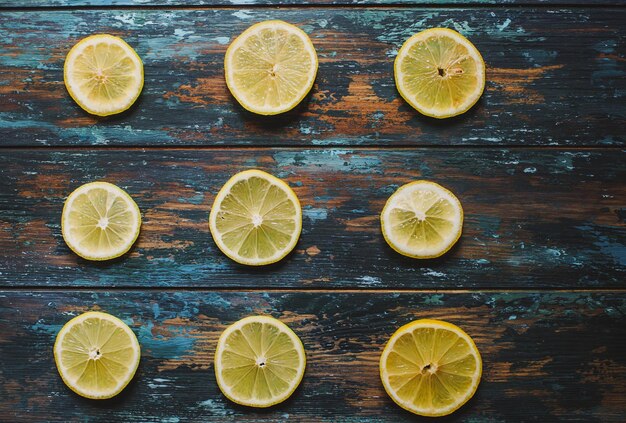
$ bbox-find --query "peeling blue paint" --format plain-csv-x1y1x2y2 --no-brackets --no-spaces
137,321,195,359
576,225,626,267
357,275,382,286
273,150,382,174
497,18,512,31
303,206,328,223
423,294,444,305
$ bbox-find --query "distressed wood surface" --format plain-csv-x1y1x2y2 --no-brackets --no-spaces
1,291,625,422
2,0,624,7
0,148,624,289
1,0,625,421
0,8,624,147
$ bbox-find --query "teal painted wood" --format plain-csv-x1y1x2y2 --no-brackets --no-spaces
0,8,624,147
0,148,623,289
2,0,624,7
1,291,625,422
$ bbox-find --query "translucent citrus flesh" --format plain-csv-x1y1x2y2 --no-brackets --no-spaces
215,316,306,407
210,170,302,265
54,312,140,399
395,28,485,118
62,182,141,260
381,181,462,258
225,20,318,115
380,320,481,417
65,35,143,116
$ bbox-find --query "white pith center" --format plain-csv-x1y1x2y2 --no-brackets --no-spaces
252,214,263,227
414,210,427,222
95,69,107,83
256,356,267,367
88,347,102,360
269,64,279,77
97,217,109,229
421,362,437,374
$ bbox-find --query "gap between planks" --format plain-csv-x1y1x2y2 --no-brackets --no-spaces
1,287,626,293
0,145,624,152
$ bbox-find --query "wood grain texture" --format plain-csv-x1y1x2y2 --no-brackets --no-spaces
0,8,624,147
1,291,625,422
1,148,623,289
2,0,624,7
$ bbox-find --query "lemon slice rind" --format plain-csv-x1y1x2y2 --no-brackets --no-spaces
224,20,318,115
208,169,302,266
380,319,482,417
394,28,485,119
61,181,141,261
380,180,463,259
53,311,141,400
64,34,144,117
214,315,306,408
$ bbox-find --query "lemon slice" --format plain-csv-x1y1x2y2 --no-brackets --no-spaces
224,20,318,115
380,180,463,259
380,319,482,417
394,28,485,118
209,169,302,266
214,315,306,408
64,34,144,116
61,181,141,261
54,311,141,400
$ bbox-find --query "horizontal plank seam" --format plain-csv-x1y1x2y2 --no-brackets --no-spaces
0,146,624,152
1,287,626,293
2,4,626,11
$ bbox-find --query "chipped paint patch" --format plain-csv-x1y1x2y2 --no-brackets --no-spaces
212,36,230,45
137,321,196,359
174,28,194,38
423,269,446,278
497,18,512,31
113,13,136,26
232,10,252,20
424,294,444,305
303,206,328,223
489,65,565,105
576,224,626,267
273,150,382,174
357,275,382,286
197,398,234,416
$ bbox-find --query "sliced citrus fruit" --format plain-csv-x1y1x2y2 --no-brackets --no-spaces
380,180,463,259
214,315,306,407
224,20,318,115
61,181,141,261
209,169,302,266
394,28,485,118
54,311,141,400
380,319,482,417
64,34,144,116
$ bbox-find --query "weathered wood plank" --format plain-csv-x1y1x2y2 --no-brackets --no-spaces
1,291,625,422
0,148,623,288
0,8,624,147
2,1,624,7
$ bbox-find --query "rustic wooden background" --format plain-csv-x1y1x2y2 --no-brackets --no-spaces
0,0,625,422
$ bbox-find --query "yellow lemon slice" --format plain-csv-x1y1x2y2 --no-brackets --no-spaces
214,315,306,407
54,311,141,400
209,169,302,266
61,181,141,261
380,319,482,417
224,20,318,115
395,28,485,118
380,180,463,259
64,34,144,116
